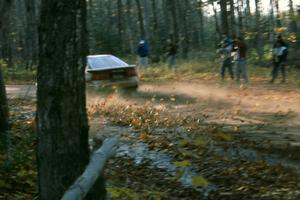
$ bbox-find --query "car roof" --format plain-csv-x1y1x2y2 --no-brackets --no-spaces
87,55,134,71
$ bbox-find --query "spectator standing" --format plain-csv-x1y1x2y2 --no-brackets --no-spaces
219,34,234,80
235,36,248,83
166,38,177,70
270,35,288,83
137,39,149,67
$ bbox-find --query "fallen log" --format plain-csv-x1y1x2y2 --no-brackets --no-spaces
61,138,118,200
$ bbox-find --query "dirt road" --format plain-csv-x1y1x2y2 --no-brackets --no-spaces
6,82,300,199
135,81,300,150
6,81,300,147
6,84,36,98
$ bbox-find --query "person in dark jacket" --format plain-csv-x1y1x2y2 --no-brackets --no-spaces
270,35,288,83
166,38,177,70
137,39,149,67
219,34,234,80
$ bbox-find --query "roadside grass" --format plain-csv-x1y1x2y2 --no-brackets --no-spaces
139,59,300,86
3,68,36,85
2,57,300,86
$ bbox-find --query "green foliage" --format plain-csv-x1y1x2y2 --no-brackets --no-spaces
191,176,209,188
0,59,8,68
174,160,191,167
262,44,273,62
193,137,208,147
178,139,189,147
1,63,36,84
107,186,165,200
108,187,140,200
213,132,233,142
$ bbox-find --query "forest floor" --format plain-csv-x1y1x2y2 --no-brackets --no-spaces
2,65,300,199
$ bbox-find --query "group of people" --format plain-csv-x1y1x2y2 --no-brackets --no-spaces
136,38,177,69
219,34,248,83
219,33,288,84
136,34,288,84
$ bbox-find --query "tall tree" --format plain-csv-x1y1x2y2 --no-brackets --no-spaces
269,0,276,41
297,4,300,46
24,0,38,68
37,0,105,199
150,0,162,58
177,0,190,58
0,68,9,134
212,1,221,42
288,0,298,34
0,0,13,67
220,0,229,35
0,0,13,134
197,0,205,46
143,0,150,39
167,0,179,43
125,0,135,53
151,0,158,34
236,0,244,35
229,0,236,37
244,0,251,30
117,0,124,52
274,0,281,27
135,0,146,38
254,0,264,62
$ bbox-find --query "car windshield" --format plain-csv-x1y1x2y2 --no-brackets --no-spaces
87,55,129,70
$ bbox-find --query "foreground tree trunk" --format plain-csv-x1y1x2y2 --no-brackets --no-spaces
0,0,13,134
37,0,105,199
0,69,9,133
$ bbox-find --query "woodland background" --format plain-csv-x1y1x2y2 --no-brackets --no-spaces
1,0,300,69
